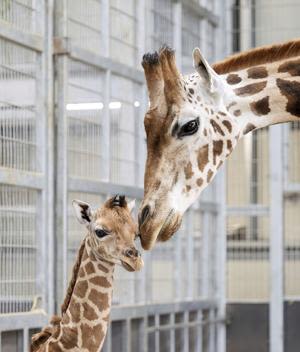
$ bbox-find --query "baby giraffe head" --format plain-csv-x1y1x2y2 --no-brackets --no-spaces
73,195,143,272
139,46,240,250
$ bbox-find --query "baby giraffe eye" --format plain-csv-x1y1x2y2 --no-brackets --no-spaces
95,229,110,239
178,118,199,138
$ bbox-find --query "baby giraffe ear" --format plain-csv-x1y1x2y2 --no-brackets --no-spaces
127,199,136,213
193,48,219,93
72,200,92,225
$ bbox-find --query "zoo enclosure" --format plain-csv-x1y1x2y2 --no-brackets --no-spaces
0,1,227,351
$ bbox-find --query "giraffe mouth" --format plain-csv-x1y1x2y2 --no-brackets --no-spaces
121,260,135,272
157,209,175,240
120,257,144,272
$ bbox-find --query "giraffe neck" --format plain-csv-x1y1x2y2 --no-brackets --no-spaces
223,56,300,137
46,239,114,352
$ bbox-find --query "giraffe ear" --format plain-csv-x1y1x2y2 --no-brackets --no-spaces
193,48,219,93
127,199,136,213
72,200,92,225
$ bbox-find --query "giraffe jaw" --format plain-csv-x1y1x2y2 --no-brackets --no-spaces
120,257,144,272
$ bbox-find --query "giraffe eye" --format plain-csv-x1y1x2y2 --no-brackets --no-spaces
95,229,110,238
178,118,199,137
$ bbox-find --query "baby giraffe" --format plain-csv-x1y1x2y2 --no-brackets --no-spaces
31,195,143,352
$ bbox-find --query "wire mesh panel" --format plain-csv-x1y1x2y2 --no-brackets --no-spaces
0,0,42,34
226,129,270,301
146,0,174,51
284,122,300,298
67,59,105,180
0,38,39,172
110,0,137,66
110,74,141,186
67,0,103,54
0,185,38,313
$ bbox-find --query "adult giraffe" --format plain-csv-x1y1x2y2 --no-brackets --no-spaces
138,39,300,250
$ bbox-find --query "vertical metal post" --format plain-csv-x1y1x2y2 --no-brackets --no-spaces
46,0,55,317
101,0,110,182
54,0,69,306
269,125,284,352
173,1,182,69
187,210,194,299
215,168,227,352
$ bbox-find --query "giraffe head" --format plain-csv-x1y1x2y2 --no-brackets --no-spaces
73,195,144,271
139,46,239,250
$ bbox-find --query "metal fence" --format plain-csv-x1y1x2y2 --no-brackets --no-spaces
225,1,300,351
0,1,226,351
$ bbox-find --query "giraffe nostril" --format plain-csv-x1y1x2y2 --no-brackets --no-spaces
139,205,150,227
125,248,139,258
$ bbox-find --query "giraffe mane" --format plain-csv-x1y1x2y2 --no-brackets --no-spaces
213,38,300,74
30,239,86,351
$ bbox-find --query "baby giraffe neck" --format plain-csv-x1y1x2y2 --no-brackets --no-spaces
223,56,300,137
47,240,115,352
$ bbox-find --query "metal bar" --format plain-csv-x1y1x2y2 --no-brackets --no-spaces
0,169,44,190
23,328,29,352
227,204,269,216
110,300,218,320
45,0,55,317
54,0,68,308
0,19,43,52
0,312,48,330
215,169,227,352
180,0,219,26
53,38,145,84
269,125,284,352
173,1,182,69
68,177,144,199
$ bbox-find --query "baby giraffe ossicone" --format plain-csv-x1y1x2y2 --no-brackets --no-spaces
31,195,143,352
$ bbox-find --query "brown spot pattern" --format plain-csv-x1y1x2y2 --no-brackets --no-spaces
247,66,268,79
186,185,191,192
233,109,241,117
277,78,300,117
85,262,95,275
243,123,256,135
278,58,300,77
60,327,78,349
213,140,223,164
98,263,109,273
88,288,109,309
226,73,242,85
207,170,214,183
227,140,232,151
184,162,194,180
234,81,267,96
82,302,98,320
250,96,270,116
197,144,209,172
81,323,104,351
196,178,203,187
222,120,232,133
74,280,88,299
89,276,111,288
210,119,225,136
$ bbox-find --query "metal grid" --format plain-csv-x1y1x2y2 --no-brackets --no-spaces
109,74,140,186
0,0,41,34
67,0,103,55
0,1,226,351
284,122,300,299
110,0,137,66
0,38,38,172
146,0,174,51
226,129,270,301
0,185,38,314
67,59,105,180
